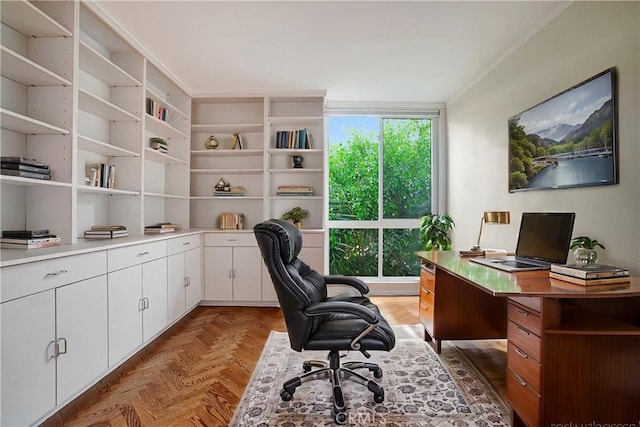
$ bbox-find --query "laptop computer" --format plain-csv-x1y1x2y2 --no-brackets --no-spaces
470,212,576,272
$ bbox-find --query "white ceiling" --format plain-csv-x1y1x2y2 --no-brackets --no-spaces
94,1,569,103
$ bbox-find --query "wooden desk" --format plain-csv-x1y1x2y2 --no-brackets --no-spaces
416,251,640,426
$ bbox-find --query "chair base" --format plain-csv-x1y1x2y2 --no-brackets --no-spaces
280,350,385,425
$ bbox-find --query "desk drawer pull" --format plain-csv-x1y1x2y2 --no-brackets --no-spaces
45,269,68,277
182,242,190,246
137,251,150,257
515,347,529,359
516,325,530,336
514,373,528,387
515,308,529,316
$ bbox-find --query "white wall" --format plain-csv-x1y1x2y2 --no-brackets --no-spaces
447,2,640,274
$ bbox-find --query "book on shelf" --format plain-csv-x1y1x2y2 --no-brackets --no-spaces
146,98,169,122
0,157,49,168
150,137,168,153
550,263,629,279
549,271,631,286
1,168,51,180
144,223,179,234
549,277,631,292
85,163,115,188
276,185,314,196
90,225,127,231
213,186,246,197
1,237,61,249
275,129,312,149
1,162,51,174
2,229,50,238
232,133,244,150
84,230,128,239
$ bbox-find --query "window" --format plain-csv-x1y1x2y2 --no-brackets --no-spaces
328,112,438,282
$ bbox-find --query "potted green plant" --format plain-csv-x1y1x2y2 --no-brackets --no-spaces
282,206,309,229
419,213,455,251
570,236,605,265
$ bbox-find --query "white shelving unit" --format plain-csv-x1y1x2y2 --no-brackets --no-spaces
1,0,76,242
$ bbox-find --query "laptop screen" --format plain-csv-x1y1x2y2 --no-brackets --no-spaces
515,212,576,264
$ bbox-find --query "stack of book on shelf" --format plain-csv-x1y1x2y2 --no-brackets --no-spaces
85,163,115,188
213,186,246,197
145,223,179,234
275,129,313,149
277,185,314,196
1,157,51,180
84,225,128,239
146,98,168,122
549,263,630,287
150,137,168,154
1,230,61,249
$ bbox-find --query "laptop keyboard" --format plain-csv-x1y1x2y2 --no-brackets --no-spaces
499,261,538,268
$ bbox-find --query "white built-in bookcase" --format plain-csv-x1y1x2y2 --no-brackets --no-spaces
0,1,191,243
190,94,326,231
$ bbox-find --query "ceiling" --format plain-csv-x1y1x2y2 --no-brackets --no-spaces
94,1,569,103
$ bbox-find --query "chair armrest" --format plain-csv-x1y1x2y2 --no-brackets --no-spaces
324,275,369,295
304,301,379,324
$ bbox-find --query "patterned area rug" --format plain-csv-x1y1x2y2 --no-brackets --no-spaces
230,325,509,426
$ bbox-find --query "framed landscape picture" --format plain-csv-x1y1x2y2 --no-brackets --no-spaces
508,68,618,192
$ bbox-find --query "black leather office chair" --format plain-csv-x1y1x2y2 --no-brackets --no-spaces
254,219,396,424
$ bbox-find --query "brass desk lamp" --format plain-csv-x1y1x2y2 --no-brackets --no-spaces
469,211,511,254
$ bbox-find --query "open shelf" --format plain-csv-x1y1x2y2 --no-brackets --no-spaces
78,134,139,158
77,186,139,196
79,89,141,122
0,108,69,135
144,147,187,165
0,175,72,188
79,41,141,87
1,0,72,38
1,46,72,87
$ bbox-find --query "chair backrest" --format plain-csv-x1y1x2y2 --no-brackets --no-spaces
254,219,326,351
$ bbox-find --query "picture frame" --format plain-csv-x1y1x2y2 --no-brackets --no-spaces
508,68,618,192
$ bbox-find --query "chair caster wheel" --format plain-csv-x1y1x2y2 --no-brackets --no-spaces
334,411,347,424
303,365,312,373
280,390,293,401
372,367,383,378
374,393,384,403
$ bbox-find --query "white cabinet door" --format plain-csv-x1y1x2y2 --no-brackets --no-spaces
167,252,186,324
204,246,233,301
108,265,143,367
142,257,168,342
300,246,324,274
233,247,262,301
1,291,56,427
185,247,202,310
56,275,108,404
261,265,278,303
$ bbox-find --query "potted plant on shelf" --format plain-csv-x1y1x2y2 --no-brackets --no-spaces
282,206,309,229
419,213,455,250
570,236,605,265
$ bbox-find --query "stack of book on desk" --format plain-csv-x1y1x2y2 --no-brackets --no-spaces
550,263,630,286
1,230,61,249
1,157,51,180
84,225,128,239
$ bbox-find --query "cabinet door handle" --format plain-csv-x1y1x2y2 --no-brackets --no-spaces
45,269,68,277
138,298,145,311
514,373,528,387
57,337,68,355
516,325,530,336
515,347,528,359
47,340,58,360
144,297,150,310
182,242,190,246
184,276,190,287
515,308,529,317
137,251,150,257
232,270,236,279
228,239,237,242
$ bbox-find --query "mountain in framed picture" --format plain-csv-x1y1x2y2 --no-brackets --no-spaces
508,68,618,192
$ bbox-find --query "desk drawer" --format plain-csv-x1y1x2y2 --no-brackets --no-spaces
204,233,256,247
509,296,541,313
108,240,167,272
420,267,435,293
508,320,541,362
507,342,541,393
419,285,434,331
167,234,201,255
508,302,541,336
1,251,107,303
507,366,540,427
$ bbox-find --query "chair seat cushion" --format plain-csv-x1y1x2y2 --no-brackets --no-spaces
304,296,396,352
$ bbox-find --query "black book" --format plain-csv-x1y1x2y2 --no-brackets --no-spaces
0,157,49,168
2,229,51,238
1,169,51,180
1,163,50,174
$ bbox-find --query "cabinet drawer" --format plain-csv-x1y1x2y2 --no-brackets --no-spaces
204,233,256,247
507,366,540,427
508,320,541,362
419,286,434,330
508,302,541,336
108,241,167,272
1,251,107,303
420,267,435,293
507,342,541,393
167,234,201,255
301,232,323,247
509,296,541,313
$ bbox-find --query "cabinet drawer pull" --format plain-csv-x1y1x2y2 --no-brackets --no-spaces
137,251,150,257
182,242,190,246
516,325,530,336
514,373,528,387
515,347,529,359
45,269,68,277
57,337,68,355
515,308,529,316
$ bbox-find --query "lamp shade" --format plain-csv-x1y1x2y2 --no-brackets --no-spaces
483,211,510,224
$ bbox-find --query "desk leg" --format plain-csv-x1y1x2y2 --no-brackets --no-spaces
423,329,442,354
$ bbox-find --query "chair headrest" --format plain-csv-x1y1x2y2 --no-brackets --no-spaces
254,219,303,263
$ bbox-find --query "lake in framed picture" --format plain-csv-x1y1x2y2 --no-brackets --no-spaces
508,68,618,192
